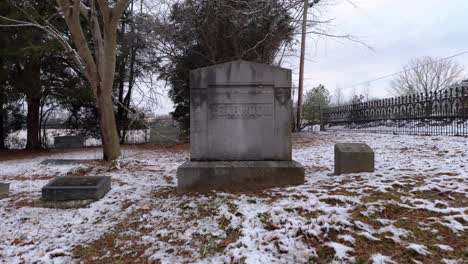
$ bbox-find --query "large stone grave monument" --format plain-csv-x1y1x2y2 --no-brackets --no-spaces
177,60,304,192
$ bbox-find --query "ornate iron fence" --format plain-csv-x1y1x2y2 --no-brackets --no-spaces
323,85,468,136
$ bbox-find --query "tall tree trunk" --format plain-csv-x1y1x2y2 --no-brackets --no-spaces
95,30,121,161
0,84,5,149
0,56,5,149
116,19,127,143
26,96,41,150
96,86,120,160
23,59,42,150
120,44,137,144
116,73,126,144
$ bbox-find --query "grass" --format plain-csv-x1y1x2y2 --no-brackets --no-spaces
412,189,468,208
74,192,243,263
3,132,466,263
74,227,150,264
347,189,468,263
361,191,403,204
72,184,467,263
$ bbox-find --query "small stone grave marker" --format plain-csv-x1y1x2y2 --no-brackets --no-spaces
149,126,180,144
0,183,9,198
42,176,111,201
54,136,84,149
335,143,374,175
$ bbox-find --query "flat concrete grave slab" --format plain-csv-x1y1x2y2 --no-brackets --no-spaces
0,183,9,198
40,159,91,165
54,136,84,149
335,143,375,175
42,176,111,201
178,161,304,192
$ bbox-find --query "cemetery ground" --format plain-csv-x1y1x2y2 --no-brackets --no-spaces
0,132,467,264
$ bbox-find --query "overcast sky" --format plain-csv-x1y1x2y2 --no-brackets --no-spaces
152,0,468,115
294,0,468,101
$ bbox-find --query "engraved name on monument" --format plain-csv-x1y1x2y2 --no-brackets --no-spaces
209,103,273,119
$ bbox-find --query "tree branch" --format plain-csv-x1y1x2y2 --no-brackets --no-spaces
110,0,130,26
301,30,374,50
56,0,98,82
79,2,90,18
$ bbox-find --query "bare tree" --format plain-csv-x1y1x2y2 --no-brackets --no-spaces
332,85,343,106
2,1,130,159
390,56,464,96
362,82,371,102
54,0,130,161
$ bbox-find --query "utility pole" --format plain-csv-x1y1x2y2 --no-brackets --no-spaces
296,0,319,132
296,0,308,132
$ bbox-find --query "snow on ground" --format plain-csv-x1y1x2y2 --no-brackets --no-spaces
6,129,148,149
326,119,468,136
0,132,466,263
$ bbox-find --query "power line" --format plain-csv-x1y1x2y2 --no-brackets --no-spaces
341,51,468,91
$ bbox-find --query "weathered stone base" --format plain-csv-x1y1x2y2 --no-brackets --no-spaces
177,161,304,193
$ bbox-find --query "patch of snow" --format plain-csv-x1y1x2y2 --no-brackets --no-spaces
38,247,73,264
442,259,462,264
407,243,431,256
378,225,411,243
436,244,454,251
5,129,149,149
338,234,355,244
358,231,380,241
371,253,396,264
326,242,353,260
